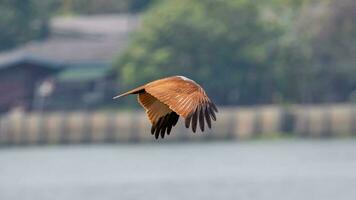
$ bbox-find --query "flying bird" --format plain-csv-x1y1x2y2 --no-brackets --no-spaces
113,76,218,139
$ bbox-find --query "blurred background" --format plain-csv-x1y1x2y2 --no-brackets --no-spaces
0,0,356,199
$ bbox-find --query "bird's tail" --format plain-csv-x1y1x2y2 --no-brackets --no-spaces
113,86,145,99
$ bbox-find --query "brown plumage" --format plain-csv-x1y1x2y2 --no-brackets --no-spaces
113,76,218,139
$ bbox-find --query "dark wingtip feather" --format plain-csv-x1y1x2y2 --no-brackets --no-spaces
152,118,161,135
185,114,192,128
192,107,198,133
151,125,155,135
155,132,159,139
167,124,173,135
199,106,205,132
154,118,163,139
166,114,173,135
210,102,218,113
205,105,212,129
167,112,179,135
160,115,169,139
160,127,166,138
172,113,179,126
208,106,216,121
152,112,180,139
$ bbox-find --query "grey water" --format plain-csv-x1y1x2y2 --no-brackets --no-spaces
1,139,356,200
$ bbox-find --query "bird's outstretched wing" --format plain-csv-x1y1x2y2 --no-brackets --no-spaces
144,76,218,133
138,92,179,139
113,76,218,137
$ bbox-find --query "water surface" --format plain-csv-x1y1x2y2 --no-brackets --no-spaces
1,139,356,200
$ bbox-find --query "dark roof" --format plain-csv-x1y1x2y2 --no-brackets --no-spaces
0,51,62,70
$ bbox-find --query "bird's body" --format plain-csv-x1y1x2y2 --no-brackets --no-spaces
113,76,218,139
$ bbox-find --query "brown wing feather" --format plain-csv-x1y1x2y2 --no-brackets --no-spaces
144,76,217,132
114,76,217,137
138,92,180,139
113,86,145,99
138,92,172,124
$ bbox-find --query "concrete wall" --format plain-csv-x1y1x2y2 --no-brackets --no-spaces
0,104,355,145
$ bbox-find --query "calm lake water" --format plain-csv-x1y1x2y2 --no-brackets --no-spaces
1,139,356,200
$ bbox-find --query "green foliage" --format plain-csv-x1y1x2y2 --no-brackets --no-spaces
308,0,356,102
115,0,356,105
0,0,50,51
116,0,285,104
274,0,356,103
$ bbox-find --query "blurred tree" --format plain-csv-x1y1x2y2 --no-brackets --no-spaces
309,0,356,102
275,0,356,103
0,0,50,51
115,0,356,105
129,0,154,13
115,0,286,105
